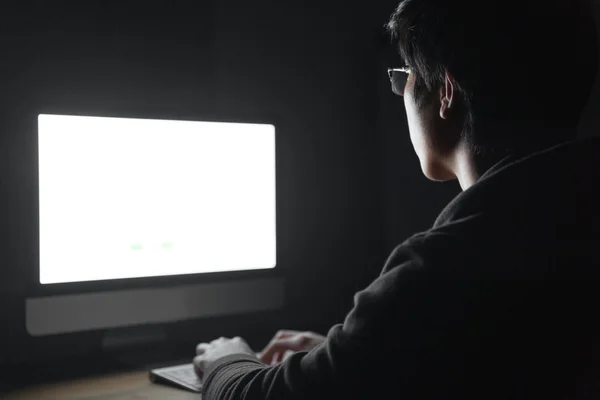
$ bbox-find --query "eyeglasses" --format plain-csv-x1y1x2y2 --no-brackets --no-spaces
387,67,411,96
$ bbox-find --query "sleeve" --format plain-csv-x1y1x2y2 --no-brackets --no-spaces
202,233,469,400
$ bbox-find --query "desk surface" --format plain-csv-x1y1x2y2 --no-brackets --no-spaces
4,370,200,400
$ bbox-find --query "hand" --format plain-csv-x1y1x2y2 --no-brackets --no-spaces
194,336,257,378
258,330,326,365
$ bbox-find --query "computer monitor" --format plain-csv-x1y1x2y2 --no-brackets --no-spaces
26,114,284,339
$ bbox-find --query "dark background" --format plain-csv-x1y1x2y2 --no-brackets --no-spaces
0,0,598,387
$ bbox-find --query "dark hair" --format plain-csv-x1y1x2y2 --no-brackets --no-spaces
387,0,598,155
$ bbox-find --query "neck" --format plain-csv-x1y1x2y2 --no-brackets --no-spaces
451,141,508,191
453,145,480,190
450,122,578,190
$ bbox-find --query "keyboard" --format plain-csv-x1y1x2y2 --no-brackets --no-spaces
149,363,203,393
149,352,292,392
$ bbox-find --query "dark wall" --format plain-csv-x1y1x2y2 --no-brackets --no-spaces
207,0,390,326
578,3,600,139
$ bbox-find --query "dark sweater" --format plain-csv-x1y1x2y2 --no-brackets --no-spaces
203,138,600,400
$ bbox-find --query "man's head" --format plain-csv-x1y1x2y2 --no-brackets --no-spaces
387,0,598,182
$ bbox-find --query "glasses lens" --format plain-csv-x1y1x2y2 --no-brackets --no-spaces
388,70,408,96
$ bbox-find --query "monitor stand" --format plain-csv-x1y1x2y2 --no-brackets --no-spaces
27,278,284,336
102,325,168,352
101,326,187,369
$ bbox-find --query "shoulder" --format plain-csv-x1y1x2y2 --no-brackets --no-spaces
382,213,487,279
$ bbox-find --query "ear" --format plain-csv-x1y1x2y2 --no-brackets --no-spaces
439,71,456,120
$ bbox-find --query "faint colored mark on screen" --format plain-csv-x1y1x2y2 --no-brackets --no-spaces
130,242,174,250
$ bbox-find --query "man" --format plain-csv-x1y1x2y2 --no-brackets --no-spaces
193,0,600,398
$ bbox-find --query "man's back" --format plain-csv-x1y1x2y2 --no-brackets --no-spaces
393,137,600,398
200,137,600,399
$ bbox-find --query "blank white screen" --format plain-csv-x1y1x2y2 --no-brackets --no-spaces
38,114,276,284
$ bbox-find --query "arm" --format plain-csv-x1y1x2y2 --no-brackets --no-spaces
201,233,469,400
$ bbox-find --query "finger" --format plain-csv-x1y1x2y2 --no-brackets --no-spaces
260,337,305,364
270,352,278,365
196,343,210,355
273,351,283,365
259,330,297,360
211,336,228,344
193,355,205,378
274,330,298,340
194,364,203,379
